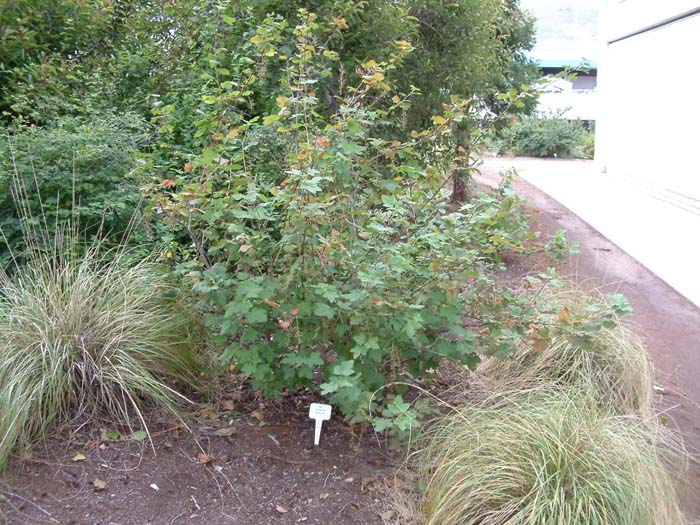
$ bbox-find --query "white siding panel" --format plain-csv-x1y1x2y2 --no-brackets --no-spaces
596,12,700,202
604,1,700,41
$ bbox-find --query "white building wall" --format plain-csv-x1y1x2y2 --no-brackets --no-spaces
596,3,700,203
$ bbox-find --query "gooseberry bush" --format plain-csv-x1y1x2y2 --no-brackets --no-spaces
149,11,581,432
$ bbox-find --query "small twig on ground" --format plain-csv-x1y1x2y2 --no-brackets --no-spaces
1,487,53,518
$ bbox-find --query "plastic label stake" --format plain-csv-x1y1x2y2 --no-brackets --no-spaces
309,403,332,446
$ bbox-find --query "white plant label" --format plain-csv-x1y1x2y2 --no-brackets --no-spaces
309,403,332,446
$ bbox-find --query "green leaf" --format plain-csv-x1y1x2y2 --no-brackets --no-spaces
313,302,334,319
131,430,148,442
333,359,355,376
246,308,268,323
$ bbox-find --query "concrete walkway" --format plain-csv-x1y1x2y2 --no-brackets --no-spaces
482,156,700,308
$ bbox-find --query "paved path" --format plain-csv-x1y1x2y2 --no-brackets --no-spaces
482,156,700,308
478,160,700,518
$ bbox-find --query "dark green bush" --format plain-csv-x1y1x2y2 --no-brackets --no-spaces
509,116,591,158
0,113,151,265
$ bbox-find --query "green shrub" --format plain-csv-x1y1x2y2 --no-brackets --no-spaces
0,232,195,469
0,113,151,265
415,388,687,525
149,13,569,431
582,130,596,159
509,116,590,158
481,290,652,415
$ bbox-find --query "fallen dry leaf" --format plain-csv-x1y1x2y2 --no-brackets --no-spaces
274,505,288,514
222,399,235,411
264,297,281,308
93,478,107,491
213,427,237,437
196,452,213,464
72,453,87,462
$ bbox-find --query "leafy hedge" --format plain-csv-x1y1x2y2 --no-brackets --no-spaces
0,113,151,265
507,117,593,158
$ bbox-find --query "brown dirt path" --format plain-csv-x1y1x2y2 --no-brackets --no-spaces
477,166,700,519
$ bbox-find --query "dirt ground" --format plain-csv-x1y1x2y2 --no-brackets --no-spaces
0,399,397,525
2,165,700,524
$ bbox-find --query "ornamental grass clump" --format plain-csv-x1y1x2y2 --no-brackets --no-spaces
482,323,653,416
481,288,653,416
0,235,195,469
416,388,687,525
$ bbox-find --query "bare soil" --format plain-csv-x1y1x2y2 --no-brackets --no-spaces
2,167,699,524
0,399,397,525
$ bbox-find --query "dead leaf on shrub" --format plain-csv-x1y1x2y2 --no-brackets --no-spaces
558,307,571,324
264,297,280,308
278,319,292,330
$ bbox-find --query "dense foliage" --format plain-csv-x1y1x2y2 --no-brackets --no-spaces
1,1,582,432
0,113,150,265
494,115,594,158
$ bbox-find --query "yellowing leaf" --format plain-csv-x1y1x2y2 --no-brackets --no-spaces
263,114,281,126
250,35,263,45
227,128,240,138
332,17,349,29
558,307,571,324
72,453,87,462
432,115,448,126
275,95,288,108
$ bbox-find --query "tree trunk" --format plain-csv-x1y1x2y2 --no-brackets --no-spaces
451,168,468,204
